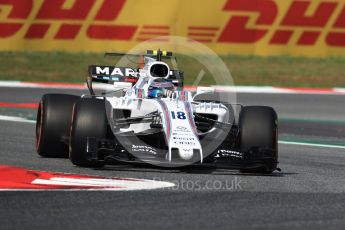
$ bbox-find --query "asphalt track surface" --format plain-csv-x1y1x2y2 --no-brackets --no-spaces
1,87,345,230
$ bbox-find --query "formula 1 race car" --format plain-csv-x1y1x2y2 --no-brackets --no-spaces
36,50,279,173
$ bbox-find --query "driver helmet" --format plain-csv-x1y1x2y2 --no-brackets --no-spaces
147,79,174,98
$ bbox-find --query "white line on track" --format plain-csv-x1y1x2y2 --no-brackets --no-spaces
0,115,35,123
30,177,175,191
279,140,345,149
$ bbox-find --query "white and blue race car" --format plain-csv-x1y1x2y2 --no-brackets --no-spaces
36,50,279,173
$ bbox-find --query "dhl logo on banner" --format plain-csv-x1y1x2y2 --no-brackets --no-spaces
1,0,345,57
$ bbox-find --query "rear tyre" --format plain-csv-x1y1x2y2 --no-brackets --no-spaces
36,94,79,157
69,98,107,168
239,106,278,174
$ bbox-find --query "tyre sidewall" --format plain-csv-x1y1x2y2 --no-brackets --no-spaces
69,98,107,167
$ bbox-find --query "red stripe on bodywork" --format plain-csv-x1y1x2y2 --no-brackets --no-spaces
184,102,198,136
157,100,171,142
181,91,185,101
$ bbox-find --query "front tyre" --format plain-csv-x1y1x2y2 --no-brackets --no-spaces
69,98,107,168
239,106,278,174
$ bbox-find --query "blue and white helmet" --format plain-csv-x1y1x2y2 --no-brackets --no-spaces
147,79,174,98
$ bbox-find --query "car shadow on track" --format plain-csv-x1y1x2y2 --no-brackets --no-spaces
94,164,296,177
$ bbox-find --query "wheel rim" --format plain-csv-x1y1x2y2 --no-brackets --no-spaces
36,101,43,152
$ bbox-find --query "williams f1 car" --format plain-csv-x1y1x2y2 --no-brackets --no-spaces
36,50,279,173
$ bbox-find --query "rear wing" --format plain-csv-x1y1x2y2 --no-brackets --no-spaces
87,65,184,95
105,50,175,62
88,65,139,84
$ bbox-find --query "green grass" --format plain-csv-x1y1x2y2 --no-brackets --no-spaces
1,51,345,87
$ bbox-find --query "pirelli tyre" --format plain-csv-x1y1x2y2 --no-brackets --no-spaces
69,98,107,168
239,106,278,174
36,94,79,158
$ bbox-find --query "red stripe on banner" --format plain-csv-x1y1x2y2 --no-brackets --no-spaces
25,24,50,39
0,102,38,109
142,25,170,29
188,33,216,37
55,24,81,39
193,39,213,43
87,25,137,40
188,26,219,31
136,37,169,42
0,23,23,38
139,31,169,36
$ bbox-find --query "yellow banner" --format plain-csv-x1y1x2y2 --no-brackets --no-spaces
1,0,345,57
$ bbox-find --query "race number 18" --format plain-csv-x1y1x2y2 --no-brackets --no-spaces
171,111,186,120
